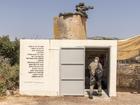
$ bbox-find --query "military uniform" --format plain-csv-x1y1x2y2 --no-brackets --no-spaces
88,61,103,98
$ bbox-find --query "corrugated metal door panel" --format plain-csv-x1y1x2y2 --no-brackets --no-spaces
61,81,84,95
61,65,84,79
60,48,85,96
61,48,84,64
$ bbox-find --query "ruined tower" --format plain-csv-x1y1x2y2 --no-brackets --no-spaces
53,3,93,39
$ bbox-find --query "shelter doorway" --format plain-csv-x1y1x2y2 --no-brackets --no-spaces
85,48,110,95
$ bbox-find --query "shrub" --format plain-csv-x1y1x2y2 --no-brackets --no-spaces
0,57,19,95
0,36,19,65
0,35,19,95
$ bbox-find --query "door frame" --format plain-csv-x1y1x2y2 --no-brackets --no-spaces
85,47,110,96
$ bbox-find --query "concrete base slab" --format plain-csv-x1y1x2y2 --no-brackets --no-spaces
84,89,110,101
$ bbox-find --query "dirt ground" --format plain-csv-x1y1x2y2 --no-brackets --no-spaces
0,91,140,105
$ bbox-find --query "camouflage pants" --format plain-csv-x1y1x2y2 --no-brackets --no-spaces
89,74,102,96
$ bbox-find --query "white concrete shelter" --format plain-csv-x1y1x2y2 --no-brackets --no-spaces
20,39,117,97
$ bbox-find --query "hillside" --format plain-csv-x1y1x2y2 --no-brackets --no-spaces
118,35,140,60
88,36,119,40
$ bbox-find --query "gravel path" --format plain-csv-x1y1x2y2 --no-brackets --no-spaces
0,92,140,105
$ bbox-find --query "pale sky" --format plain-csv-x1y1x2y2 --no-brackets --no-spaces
0,0,140,40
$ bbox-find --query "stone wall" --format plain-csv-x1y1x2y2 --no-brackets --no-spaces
117,63,140,90
53,15,87,39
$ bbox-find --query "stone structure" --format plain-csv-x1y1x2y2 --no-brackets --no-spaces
53,15,87,39
53,3,93,39
117,63,140,91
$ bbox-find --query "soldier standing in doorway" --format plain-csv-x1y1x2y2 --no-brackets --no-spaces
88,57,103,99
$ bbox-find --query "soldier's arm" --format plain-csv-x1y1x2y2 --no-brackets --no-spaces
88,63,91,70
99,63,103,71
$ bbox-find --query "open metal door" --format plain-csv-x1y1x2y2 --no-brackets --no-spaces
60,48,85,95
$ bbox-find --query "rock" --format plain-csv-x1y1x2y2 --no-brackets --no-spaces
6,90,13,96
